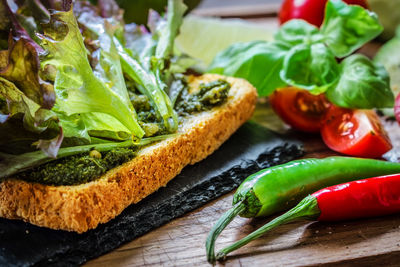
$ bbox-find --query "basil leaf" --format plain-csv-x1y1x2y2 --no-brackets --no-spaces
208,41,289,96
275,19,323,46
321,0,383,58
280,43,340,93
326,54,394,109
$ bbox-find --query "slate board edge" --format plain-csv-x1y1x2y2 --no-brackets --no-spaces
34,142,303,266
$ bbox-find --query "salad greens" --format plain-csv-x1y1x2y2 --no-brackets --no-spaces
39,9,144,140
0,0,208,181
209,0,394,109
76,0,182,133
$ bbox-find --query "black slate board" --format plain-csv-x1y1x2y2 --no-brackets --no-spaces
0,122,303,267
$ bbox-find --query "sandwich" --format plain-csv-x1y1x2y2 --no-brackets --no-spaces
0,0,257,232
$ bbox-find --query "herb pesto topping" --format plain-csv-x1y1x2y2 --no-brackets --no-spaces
18,148,136,186
175,79,231,115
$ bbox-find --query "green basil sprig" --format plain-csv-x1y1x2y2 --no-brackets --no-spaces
208,0,393,109
209,41,290,96
281,43,339,94
321,0,383,58
326,54,394,108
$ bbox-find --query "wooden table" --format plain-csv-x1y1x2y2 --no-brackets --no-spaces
86,3,400,266
85,105,400,266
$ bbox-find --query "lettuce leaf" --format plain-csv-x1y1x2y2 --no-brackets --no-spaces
0,38,55,109
38,9,144,140
0,0,55,109
0,76,62,156
76,1,181,133
154,0,187,62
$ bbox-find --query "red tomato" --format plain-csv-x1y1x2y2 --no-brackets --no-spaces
279,0,369,27
269,87,330,132
395,93,400,124
321,106,392,158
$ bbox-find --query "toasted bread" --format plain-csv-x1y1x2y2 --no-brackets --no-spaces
0,74,257,233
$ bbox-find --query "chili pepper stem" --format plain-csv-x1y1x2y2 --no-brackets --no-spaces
215,195,320,261
206,201,246,264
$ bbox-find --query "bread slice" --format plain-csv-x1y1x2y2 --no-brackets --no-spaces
0,74,257,233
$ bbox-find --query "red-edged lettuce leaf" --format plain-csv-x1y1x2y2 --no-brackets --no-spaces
0,76,62,156
0,0,55,109
0,38,55,109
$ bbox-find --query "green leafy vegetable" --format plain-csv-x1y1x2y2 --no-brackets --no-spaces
0,76,62,156
149,0,187,132
281,43,339,93
326,54,394,109
116,41,177,133
0,76,39,120
76,0,182,133
209,41,289,96
321,0,383,58
154,0,187,61
0,0,55,109
81,112,130,140
38,9,144,140
0,38,55,109
34,131,63,158
275,20,323,46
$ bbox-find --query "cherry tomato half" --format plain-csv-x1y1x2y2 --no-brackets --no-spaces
321,106,392,158
395,93,400,125
269,87,330,132
279,0,369,27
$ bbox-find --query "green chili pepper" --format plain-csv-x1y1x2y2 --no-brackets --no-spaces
206,156,400,263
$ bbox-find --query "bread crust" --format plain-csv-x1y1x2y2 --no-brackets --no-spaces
0,74,257,233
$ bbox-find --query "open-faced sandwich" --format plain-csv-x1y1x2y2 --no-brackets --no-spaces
0,0,257,233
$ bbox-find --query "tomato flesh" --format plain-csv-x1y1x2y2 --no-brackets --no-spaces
269,87,330,132
395,93,400,124
321,106,392,158
279,0,369,27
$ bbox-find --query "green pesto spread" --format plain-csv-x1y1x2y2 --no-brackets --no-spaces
19,148,136,186
18,79,230,186
175,79,230,115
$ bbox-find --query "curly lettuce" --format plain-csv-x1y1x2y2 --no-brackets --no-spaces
38,9,144,140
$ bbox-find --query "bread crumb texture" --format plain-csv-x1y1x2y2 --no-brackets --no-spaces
0,74,257,233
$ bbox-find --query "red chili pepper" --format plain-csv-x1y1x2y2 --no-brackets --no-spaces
214,173,400,261
314,174,400,221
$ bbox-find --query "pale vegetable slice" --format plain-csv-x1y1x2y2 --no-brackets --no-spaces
175,15,274,65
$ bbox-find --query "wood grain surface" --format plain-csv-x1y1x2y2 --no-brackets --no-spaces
86,4,400,266
85,103,400,267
